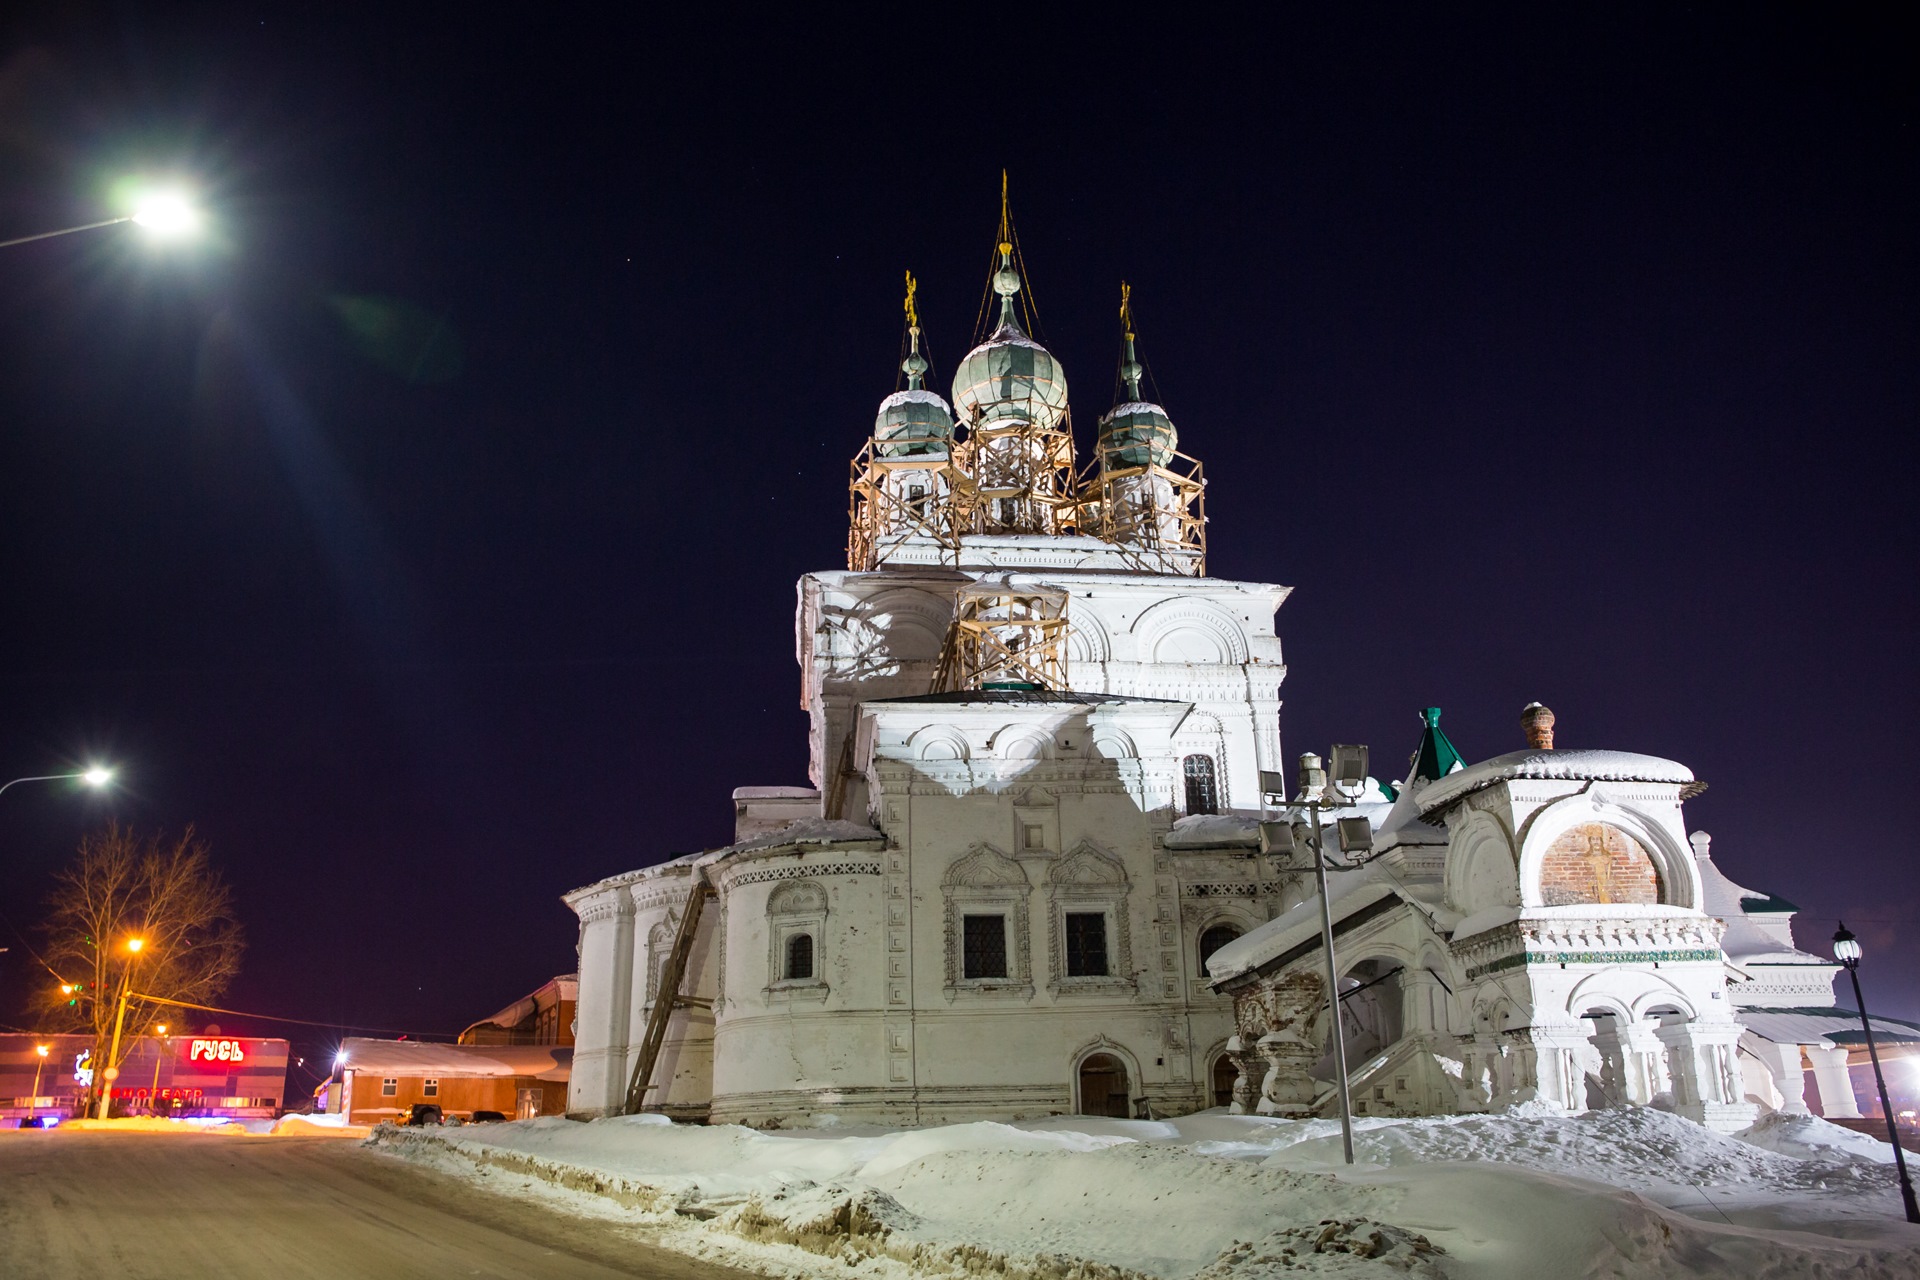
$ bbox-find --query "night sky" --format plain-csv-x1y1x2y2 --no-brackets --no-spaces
2,5,1914,1092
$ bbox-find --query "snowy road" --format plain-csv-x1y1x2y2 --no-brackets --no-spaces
0,1131,757,1280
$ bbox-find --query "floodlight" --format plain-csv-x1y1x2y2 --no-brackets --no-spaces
1329,744,1370,792
1259,771,1289,802
1336,817,1374,855
1259,821,1298,856
81,767,113,787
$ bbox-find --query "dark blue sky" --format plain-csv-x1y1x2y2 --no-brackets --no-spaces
1,4,1914,1082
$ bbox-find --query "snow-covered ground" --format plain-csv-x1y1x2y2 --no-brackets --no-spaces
57,1113,369,1137
368,1106,1920,1279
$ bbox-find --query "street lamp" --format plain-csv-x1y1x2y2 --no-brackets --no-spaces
1259,744,1374,1165
0,192,202,250
96,936,148,1120
29,1044,50,1121
149,1024,171,1107
0,767,115,799
1833,922,1919,1224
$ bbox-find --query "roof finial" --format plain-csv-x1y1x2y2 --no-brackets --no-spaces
902,270,927,390
990,171,1023,330
1118,281,1143,400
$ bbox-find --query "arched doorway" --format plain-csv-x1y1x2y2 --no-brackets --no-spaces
1210,1051,1238,1108
1077,1053,1131,1118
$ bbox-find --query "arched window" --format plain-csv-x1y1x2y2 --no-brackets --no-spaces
1198,924,1243,970
1183,754,1220,815
784,932,815,981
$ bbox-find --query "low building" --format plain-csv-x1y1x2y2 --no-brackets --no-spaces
1,1032,288,1126
327,1038,570,1123
459,975,576,1046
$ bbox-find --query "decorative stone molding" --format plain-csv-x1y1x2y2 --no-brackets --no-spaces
942,843,1035,1000
731,862,882,886
1046,841,1136,996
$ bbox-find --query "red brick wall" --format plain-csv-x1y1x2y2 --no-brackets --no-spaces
1539,822,1661,906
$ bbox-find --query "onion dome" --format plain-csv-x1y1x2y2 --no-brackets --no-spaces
875,278,955,457
950,243,1069,430
1095,298,1177,468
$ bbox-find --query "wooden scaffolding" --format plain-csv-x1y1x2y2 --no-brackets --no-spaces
931,582,1071,693
622,872,715,1116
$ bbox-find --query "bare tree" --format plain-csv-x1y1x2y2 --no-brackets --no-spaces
40,824,245,1106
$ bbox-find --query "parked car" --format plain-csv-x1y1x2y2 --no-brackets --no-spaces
400,1103,443,1126
18,1116,52,1129
469,1110,507,1123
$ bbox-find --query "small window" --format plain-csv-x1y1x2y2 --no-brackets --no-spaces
785,932,815,981
1198,924,1242,969
1065,912,1110,977
1022,823,1045,850
423,1078,438,1098
380,1078,397,1097
963,913,1009,979
907,484,927,516
1183,755,1220,815
997,497,1018,526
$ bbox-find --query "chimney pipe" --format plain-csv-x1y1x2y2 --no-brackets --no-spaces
1521,702,1555,751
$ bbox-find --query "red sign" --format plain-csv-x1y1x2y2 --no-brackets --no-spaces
186,1038,247,1064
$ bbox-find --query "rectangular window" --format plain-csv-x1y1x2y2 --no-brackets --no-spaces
907,484,927,516
1022,823,1045,850
962,913,1009,980
380,1078,397,1097
423,1078,438,1098
1065,912,1110,977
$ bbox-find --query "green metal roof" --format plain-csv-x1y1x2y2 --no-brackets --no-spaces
1411,707,1464,785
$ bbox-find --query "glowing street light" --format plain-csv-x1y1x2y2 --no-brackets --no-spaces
0,767,116,799
1832,922,1919,1224
96,936,151,1119
0,190,202,250
29,1045,50,1121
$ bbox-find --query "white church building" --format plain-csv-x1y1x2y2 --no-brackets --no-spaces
563,211,1911,1130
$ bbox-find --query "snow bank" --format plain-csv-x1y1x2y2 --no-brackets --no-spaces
369,1108,1920,1280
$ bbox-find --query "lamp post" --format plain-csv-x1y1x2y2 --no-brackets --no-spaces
0,767,115,799
148,1024,170,1110
1833,922,1920,1224
29,1044,50,1120
96,937,146,1120
1259,745,1375,1165
0,194,200,250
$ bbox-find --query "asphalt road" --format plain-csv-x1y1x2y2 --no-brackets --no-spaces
0,1131,758,1280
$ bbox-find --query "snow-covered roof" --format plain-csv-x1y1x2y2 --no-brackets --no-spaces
731,785,818,800
1205,866,1403,983
1163,813,1263,850
339,1039,572,1081
1418,749,1695,814
723,817,886,856
1738,1007,1920,1048
877,388,953,411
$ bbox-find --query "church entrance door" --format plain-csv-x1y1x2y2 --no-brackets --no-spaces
1078,1053,1130,1118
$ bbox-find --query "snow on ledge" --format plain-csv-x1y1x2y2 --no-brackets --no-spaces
1417,748,1694,813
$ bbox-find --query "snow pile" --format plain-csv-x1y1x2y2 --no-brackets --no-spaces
1734,1111,1897,1163
369,1108,1920,1280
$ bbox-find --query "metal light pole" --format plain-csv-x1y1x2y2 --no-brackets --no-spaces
0,768,115,800
29,1044,49,1120
0,194,199,250
96,937,146,1120
1258,746,1375,1166
148,1024,170,1111
1833,923,1920,1224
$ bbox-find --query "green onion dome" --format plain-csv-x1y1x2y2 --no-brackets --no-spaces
1097,399,1178,470
950,255,1068,431
874,386,955,458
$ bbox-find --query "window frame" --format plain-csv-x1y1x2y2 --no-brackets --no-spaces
1183,754,1221,815
784,930,816,981
1063,910,1111,977
422,1078,438,1098
942,844,1035,1000
765,879,830,1001
380,1078,397,1097
962,911,1011,980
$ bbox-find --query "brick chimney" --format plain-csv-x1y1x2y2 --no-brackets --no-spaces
1521,702,1555,750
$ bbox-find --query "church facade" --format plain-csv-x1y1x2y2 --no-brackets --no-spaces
563,212,1899,1130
